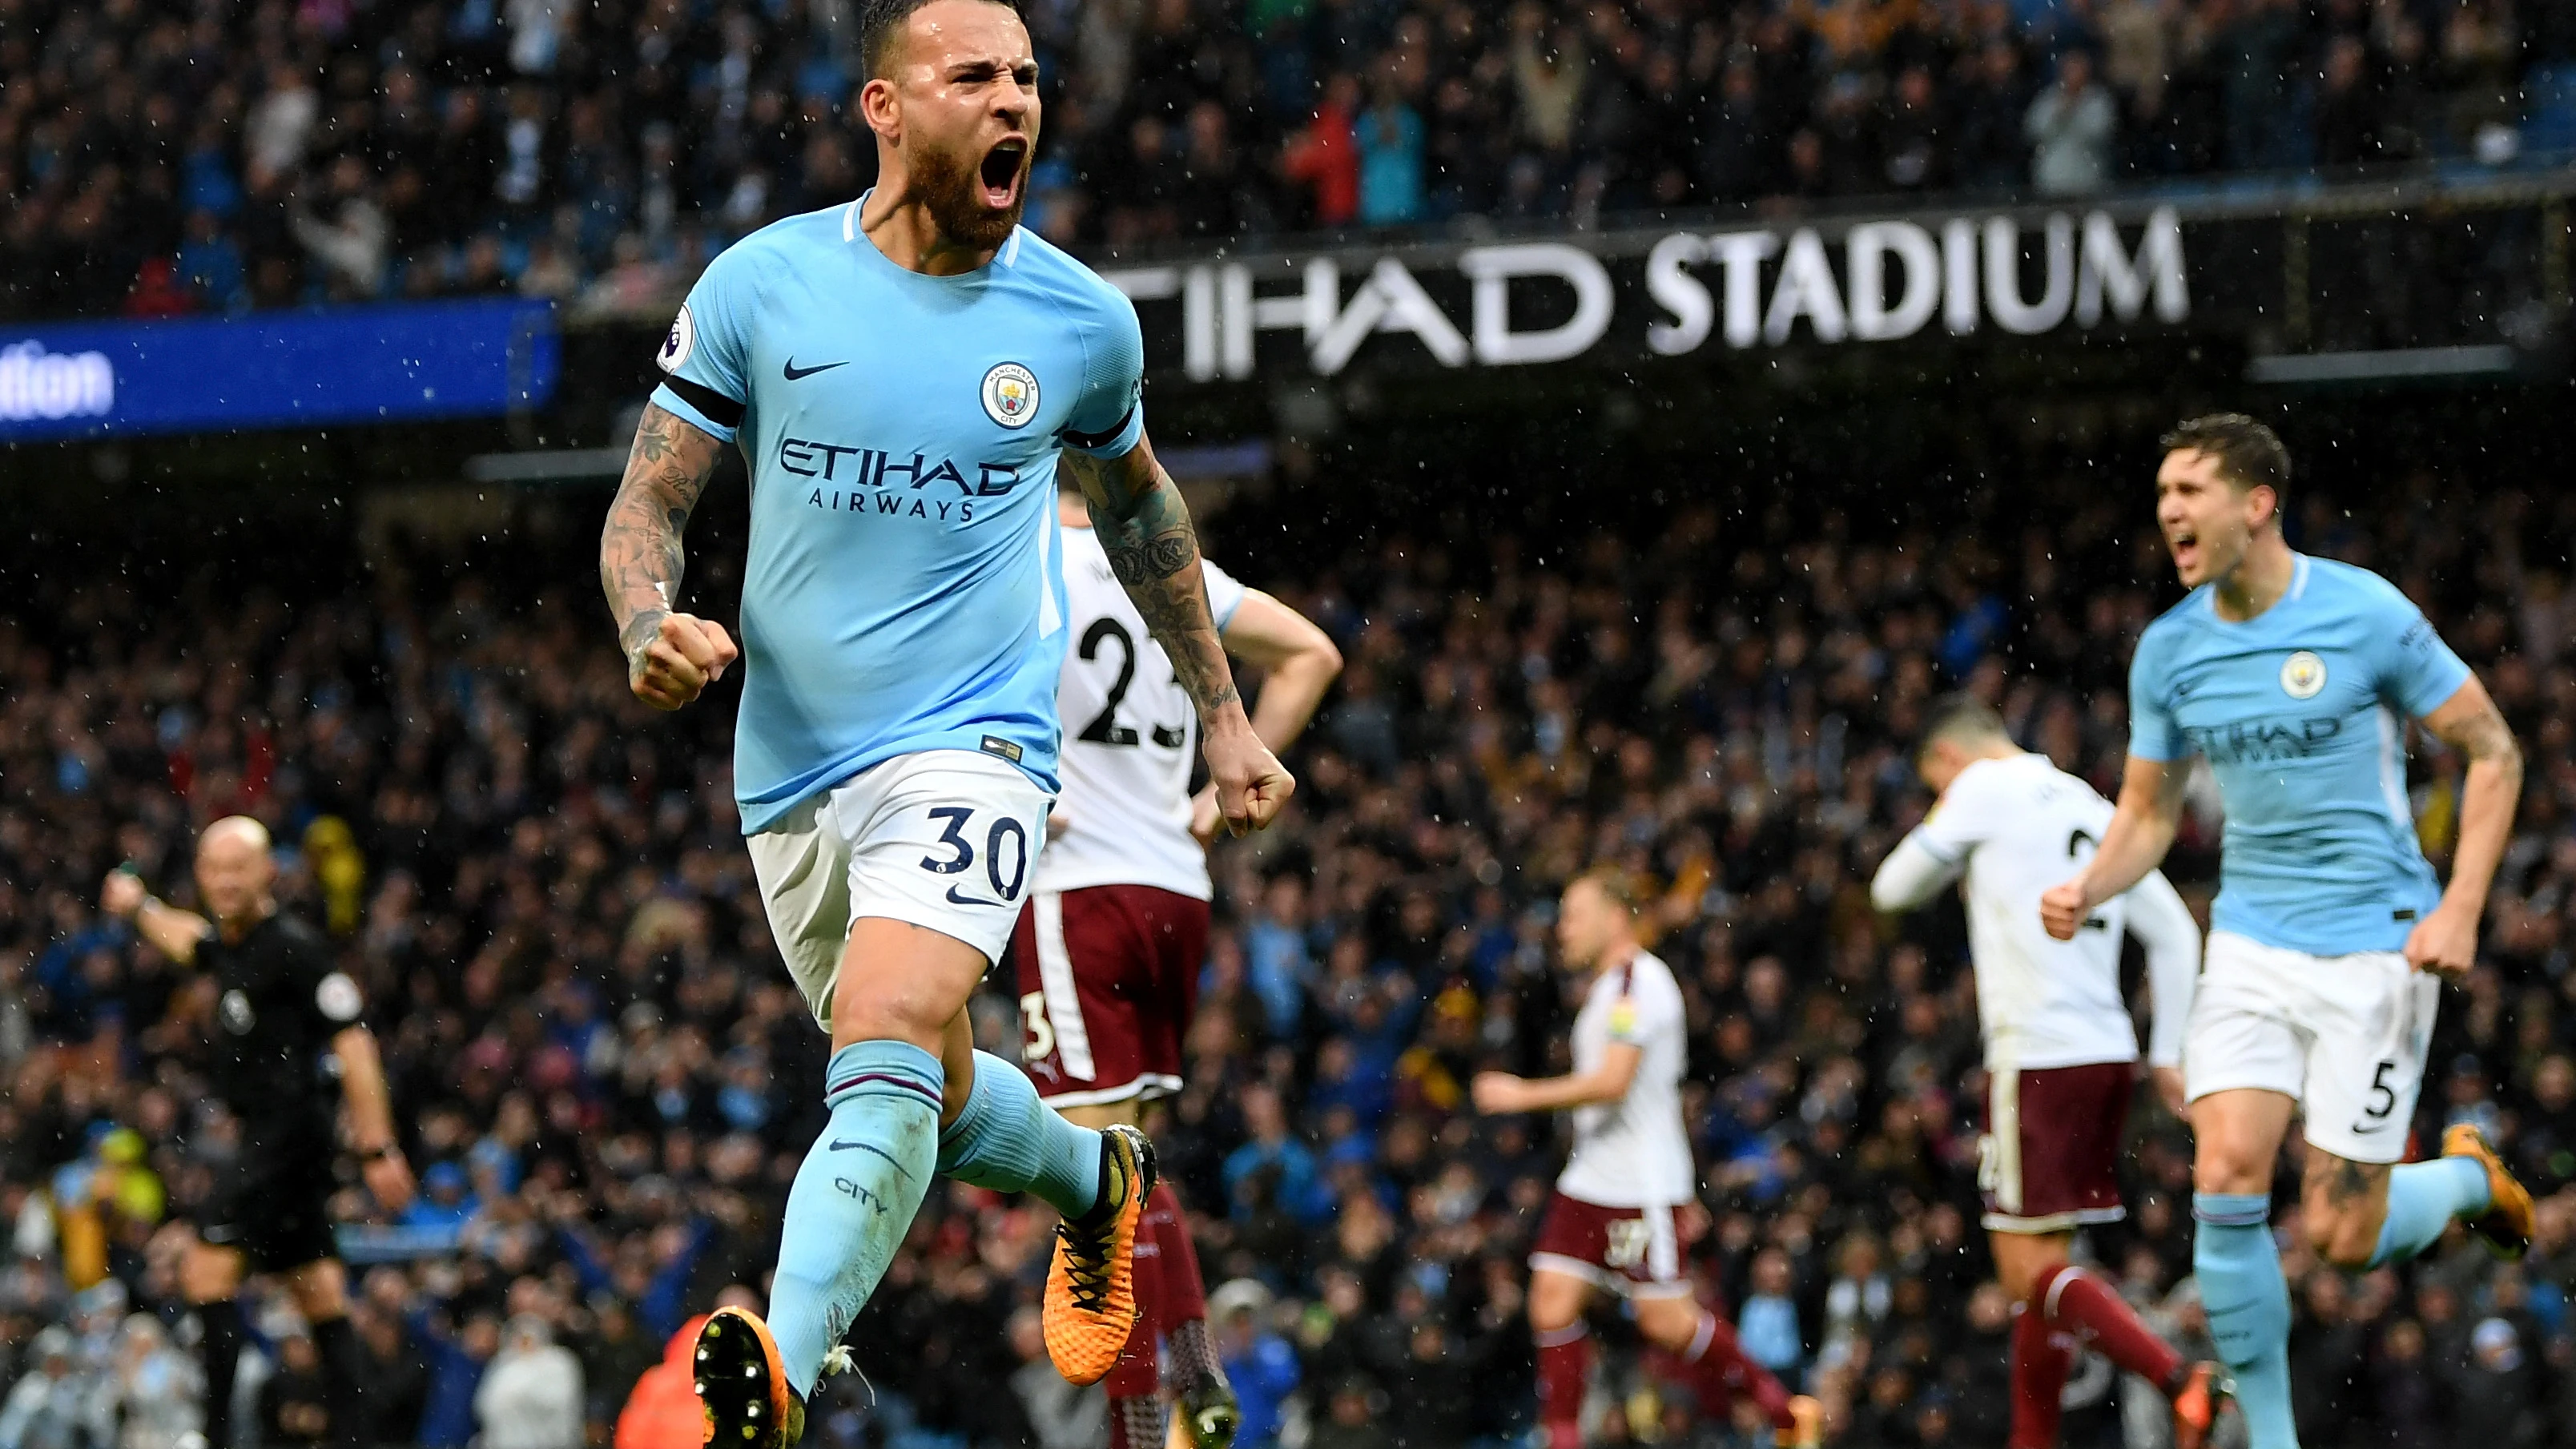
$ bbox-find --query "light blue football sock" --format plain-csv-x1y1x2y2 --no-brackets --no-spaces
2194,1193,2297,1449
935,1049,1105,1218
2367,1155,2491,1268
767,1040,944,1398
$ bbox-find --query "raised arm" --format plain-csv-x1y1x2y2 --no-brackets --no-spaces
1061,435,1293,835
599,402,739,710
101,869,210,964
2408,675,2522,976
2040,756,2187,940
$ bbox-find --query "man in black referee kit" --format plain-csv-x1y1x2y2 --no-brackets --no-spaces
102,815,414,1448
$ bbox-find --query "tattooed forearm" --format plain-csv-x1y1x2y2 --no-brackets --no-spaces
2426,681,2522,909
601,402,725,654
1065,443,1243,718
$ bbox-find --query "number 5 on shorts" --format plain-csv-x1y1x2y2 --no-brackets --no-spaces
2352,1057,2400,1134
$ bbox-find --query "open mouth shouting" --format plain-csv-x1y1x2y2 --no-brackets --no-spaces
979,137,1028,211
2166,523,2200,575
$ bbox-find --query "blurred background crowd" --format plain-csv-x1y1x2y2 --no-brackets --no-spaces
2,432,2575,1449
6,0,2576,321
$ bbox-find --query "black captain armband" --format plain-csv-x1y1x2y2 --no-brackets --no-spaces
661,376,746,429
1058,405,1136,453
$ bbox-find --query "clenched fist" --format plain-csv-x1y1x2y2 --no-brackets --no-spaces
2039,879,2094,941
1201,716,1294,837
627,612,739,710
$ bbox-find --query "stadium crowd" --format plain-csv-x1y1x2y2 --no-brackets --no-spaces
2,457,2576,1449
5,0,2576,321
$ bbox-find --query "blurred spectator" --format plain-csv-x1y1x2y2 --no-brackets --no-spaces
1210,1282,1298,1449
0,1328,87,1449
256,1330,328,1448
612,1314,711,1449
1004,1306,1104,1449
1281,74,1362,230
475,1315,582,1449
104,1316,199,1449
2027,51,2119,196
1356,78,1427,228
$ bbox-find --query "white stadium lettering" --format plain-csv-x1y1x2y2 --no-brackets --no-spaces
1114,208,2192,379
0,341,115,421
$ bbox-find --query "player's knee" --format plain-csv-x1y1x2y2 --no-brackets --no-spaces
1630,1294,1701,1349
1527,1282,1581,1334
2192,1144,2275,1197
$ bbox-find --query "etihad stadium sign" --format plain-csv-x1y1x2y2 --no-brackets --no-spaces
1100,207,2188,380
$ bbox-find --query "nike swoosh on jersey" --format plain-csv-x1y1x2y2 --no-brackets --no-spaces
944,884,1008,908
783,358,850,380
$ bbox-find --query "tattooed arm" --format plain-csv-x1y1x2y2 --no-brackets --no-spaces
1061,434,1295,835
600,401,740,710
2409,674,2522,976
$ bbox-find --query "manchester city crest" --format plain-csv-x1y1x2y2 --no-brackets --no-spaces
980,361,1039,428
2280,650,2327,699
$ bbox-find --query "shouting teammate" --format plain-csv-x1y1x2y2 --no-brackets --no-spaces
595,1,1293,1443
1472,870,1823,1449
2040,414,2533,1449
1016,474,1342,1449
1871,697,2224,1449
100,818,415,1449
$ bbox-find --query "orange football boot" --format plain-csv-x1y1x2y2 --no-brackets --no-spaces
1043,1123,1158,1385
2170,1360,2232,1449
694,1306,803,1449
2443,1121,2535,1259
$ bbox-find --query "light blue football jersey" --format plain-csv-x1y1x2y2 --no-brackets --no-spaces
650,198,1146,833
2128,553,2472,955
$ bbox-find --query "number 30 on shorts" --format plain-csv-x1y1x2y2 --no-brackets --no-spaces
916,805,1032,908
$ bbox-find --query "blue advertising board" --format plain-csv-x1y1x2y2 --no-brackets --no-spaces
0,298,559,442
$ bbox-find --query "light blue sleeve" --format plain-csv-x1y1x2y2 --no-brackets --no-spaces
2127,626,2188,761
2373,591,2473,719
649,244,759,442
1060,288,1145,459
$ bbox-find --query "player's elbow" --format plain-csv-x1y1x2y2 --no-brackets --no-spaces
1867,871,1908,914
2481,729,2525,780
1302,632,1346,682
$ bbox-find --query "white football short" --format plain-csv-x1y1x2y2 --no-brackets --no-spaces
2183,929,2439,1165
747,749,1053,1032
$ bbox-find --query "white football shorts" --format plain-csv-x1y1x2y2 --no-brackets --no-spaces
2183,929,2439,1165
747,749,1053,1032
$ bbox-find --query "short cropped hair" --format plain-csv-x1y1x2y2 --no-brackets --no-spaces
858,0,1026,79
1569,866,1640,919
1915,694,2010,763
2161,413,2291,519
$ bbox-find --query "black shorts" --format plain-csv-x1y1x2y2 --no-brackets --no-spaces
201,1136,341,1273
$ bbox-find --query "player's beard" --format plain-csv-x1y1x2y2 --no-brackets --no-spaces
916,137,1028,253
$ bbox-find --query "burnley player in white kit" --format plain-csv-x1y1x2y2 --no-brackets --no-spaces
1014,476,1342,1449
1473,871,1822,1449
1872,698,2224,1449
